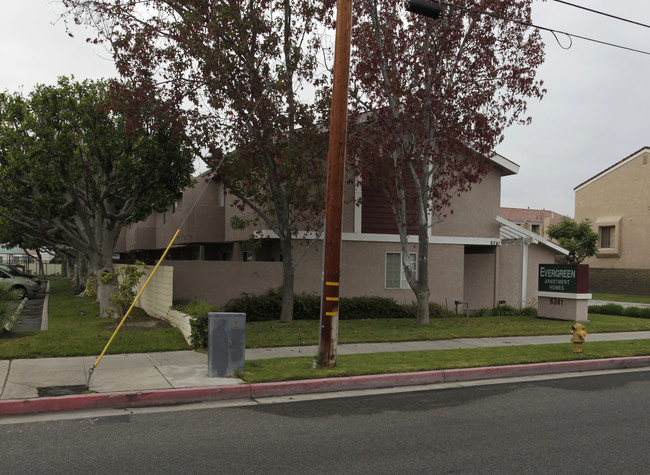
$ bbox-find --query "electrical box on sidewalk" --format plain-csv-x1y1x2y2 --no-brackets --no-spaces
208,312,246,377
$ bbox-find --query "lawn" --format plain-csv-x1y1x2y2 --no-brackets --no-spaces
240,339,650,383
0,279,189,359
3,278,650,373
245,313,650,348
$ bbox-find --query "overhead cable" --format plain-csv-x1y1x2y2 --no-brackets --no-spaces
551,0,650,30
434,0,650,57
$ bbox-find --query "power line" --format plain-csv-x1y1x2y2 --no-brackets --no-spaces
434,0,650,57
551,0,650,30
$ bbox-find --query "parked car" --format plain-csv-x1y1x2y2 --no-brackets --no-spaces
0,269,40,299
0,264,42,286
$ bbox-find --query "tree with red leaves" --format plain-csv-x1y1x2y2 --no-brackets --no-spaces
61,0,336,322
348,0,546,325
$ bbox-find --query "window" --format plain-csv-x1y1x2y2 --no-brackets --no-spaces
386,252,416,289
599,226,614,249
595,216,621,257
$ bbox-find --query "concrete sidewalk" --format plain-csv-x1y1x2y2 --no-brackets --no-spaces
2,331,650,408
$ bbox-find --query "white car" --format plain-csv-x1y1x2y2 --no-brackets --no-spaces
0,269,40,299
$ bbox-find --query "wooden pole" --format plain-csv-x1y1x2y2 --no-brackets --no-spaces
318,0,353,368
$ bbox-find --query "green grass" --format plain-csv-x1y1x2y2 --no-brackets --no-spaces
240,339,650,383
592,293,650,304
0,279,189,359
245,314,650,348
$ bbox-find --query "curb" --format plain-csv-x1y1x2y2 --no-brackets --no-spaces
1,356,648,417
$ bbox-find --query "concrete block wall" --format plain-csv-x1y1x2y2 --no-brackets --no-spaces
114,264,192,343
589,268,650,295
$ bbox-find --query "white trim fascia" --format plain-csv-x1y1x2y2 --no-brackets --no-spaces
491,152,520,176
497,216,568,255
574,147,650,192
538,291,593,300
254,229,500,246
342,233,500,246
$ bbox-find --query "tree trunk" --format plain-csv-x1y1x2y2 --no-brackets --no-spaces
91,226,121,318
415,285,430,326
61,256,68,279
279,235,295,323
415,205,430,326
97,274,119,318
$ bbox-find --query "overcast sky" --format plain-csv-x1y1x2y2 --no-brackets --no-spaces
2,0,649,218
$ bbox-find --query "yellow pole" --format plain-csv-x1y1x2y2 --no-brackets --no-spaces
90,228,181,372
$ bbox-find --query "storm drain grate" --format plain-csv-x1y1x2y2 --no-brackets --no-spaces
37,385,89,397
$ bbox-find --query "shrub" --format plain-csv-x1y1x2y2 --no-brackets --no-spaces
293,293,321,320
224,289,283,322
429,302,458,318
490,304,520,317
471,308,491,317
623,306,650,319
520,306,538,317
189,314,209,349
589,303,625,316
0,288,12,334
224,289,415,321
341,297,413,319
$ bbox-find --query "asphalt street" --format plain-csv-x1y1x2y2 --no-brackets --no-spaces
2,369,649,474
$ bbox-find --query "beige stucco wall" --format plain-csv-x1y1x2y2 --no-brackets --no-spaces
432,167,502,238
497,241,560,308
575,150,650,269
165,240,467,310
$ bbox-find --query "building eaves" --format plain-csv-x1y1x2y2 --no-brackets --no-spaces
574,146,650,192
490,153,519,176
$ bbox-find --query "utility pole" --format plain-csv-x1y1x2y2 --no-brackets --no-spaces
318,0,353,368
318,0,442,368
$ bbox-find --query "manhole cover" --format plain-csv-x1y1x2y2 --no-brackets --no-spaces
37,385,89,397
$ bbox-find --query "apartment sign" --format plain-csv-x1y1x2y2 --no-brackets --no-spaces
538,265,578,293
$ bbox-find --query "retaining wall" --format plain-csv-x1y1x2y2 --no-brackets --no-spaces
589,268,650,295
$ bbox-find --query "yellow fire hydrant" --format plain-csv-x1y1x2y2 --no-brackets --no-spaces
571,323,588,353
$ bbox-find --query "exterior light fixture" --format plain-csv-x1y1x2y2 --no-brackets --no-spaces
406,0,442,19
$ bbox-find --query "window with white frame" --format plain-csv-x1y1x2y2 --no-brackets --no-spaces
385,252,416,289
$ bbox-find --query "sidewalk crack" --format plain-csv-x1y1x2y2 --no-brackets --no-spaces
152,364,174,389
1,360,11,399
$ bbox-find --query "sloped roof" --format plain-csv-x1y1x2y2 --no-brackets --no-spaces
500,207,566,224
574,146,650,191
0,247,27,255
497,216,568,255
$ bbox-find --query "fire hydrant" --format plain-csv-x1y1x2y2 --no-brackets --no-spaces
571,323,588,353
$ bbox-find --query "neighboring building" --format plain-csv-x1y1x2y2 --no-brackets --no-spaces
0,247,29,265
574,146,650,294
500,207,566,237
116,154,567,311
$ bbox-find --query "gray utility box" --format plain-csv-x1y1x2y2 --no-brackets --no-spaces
208,312,246,377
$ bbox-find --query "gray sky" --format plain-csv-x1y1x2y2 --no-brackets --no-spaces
2,0,649,218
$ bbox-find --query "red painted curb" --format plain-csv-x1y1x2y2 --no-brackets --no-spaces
2,357,648,417
250,370,447,399
0,384,251,417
